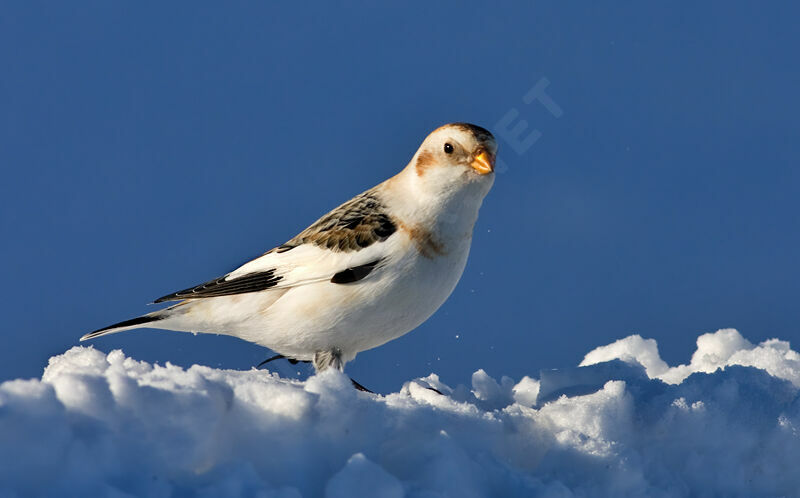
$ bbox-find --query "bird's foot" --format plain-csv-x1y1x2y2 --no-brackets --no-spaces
256,354,310,369
258,350,374,393
350,377,374,393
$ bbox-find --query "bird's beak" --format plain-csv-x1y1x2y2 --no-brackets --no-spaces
470,149,495,175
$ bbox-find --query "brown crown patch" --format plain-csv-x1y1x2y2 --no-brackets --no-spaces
415,150,436,176
451,123,494,143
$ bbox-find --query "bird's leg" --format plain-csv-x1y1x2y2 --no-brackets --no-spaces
313,348,344,372
313,348,374,393
257,350,375,393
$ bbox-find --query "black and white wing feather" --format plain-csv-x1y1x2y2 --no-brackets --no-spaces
154,188,396,303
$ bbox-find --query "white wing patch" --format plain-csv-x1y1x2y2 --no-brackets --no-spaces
228,242,390,288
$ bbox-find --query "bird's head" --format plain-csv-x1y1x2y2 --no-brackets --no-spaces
406,123,498,200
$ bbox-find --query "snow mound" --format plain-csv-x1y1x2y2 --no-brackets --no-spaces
1,329,799,497
581,328,800,386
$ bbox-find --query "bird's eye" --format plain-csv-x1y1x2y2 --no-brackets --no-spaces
443,143,454,154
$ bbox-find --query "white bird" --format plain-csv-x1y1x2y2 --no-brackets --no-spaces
83,123,497,379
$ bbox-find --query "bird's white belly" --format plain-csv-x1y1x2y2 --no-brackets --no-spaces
238,240,471,361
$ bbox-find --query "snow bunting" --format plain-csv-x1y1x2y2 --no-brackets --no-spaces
83,123,497,375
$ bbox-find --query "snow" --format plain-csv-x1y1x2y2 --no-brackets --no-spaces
580,328,800,386
2,329,800,497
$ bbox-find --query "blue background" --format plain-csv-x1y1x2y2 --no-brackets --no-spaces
2,2,798,393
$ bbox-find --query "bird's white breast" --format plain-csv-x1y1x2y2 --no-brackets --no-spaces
245,224,473,361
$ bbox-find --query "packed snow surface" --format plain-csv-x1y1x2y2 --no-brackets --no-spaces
2,328,800,497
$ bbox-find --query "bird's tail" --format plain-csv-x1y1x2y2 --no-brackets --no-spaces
80,311,168,341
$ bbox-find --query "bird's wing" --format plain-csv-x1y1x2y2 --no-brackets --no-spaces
154,188,398,303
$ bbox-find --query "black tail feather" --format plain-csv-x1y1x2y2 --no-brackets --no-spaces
81,315,164,341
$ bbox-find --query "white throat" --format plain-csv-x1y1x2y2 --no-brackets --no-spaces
383,163,493,242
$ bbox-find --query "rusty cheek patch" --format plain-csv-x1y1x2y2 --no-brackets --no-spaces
415,150,436,176
399,221,447,258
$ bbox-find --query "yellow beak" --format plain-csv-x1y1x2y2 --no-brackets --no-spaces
471,150,495,175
